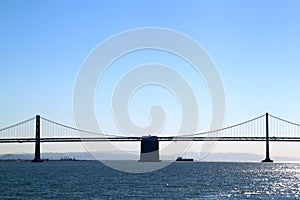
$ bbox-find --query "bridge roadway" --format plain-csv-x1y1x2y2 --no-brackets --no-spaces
2,136,300,143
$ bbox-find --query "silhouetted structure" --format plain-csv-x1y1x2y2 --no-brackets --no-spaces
139,136,160,162
262,113,273,162
3,112,300,163
176,157,193,162
32,115,43,162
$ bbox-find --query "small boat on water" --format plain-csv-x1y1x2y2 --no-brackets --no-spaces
176,157,194,162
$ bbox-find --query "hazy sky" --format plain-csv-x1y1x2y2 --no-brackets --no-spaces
1,1,300,158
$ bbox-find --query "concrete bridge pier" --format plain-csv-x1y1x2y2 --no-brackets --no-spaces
139,136,160,162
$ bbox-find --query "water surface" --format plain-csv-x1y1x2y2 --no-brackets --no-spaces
1,161,300,199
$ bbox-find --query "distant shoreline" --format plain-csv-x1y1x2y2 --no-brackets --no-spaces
0,159,96,162
1,152,300,163
1,159,300,164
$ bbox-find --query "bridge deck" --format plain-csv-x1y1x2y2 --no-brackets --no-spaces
1,137,300,143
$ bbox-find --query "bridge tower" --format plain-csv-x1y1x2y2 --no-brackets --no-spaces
32,115,43,162
262,113,273,162
139,136,160,162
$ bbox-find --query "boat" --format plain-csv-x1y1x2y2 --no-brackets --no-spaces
176,157,193,162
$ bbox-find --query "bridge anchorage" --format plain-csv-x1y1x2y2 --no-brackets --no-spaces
1,112,300,162
139,136,160,162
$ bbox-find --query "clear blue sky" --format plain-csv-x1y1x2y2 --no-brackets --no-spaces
1,1,300,157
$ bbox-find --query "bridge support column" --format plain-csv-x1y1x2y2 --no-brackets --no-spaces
32,115,43,162
139,136,160,162
262,113,273,162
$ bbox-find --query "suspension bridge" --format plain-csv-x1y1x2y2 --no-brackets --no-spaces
1,113,300,162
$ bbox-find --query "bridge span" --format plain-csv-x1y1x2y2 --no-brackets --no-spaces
2,136,300,143
1,113,300,162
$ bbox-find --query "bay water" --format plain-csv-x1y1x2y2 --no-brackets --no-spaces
1,161,300,199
